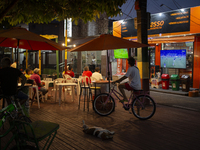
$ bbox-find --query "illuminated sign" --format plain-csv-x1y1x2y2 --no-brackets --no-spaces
149,8,190,35
121,19,137,38
67,18,72,37
120,8,190,38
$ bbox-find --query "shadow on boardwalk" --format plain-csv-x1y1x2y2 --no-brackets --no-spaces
1,94,200,150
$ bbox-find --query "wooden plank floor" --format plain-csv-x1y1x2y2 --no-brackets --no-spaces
1,93,200,150
29,95,137,150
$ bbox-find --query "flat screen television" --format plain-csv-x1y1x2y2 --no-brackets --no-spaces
114,48,128,59
160,49,186,69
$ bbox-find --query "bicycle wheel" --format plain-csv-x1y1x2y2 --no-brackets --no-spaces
93,93,115,116
132,95,156,120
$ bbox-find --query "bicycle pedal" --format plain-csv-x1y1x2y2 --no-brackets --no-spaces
123,106,130,111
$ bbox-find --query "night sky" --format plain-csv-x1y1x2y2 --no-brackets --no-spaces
110,0,200,20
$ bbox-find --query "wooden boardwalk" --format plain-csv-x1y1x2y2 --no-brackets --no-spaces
1,93,200,150
30,97,137,150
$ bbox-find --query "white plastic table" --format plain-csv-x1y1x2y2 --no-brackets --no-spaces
54,83,78,106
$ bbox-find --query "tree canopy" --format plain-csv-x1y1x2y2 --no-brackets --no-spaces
0,0,126,25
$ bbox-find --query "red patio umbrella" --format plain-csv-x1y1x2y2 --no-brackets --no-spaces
0,27,66,68
68,34,148,91
0,27,66,50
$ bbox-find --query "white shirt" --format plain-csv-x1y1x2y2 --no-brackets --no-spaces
92,72,103,81
125,66,141,90
92,59,96,64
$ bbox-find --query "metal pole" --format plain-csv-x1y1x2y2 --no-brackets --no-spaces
39,50,41,75
56,38,59,78
16,39,19,69
65,30,68,72
107,50,110,92
26,49,28,69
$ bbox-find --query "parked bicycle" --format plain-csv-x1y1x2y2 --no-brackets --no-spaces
93,83,156,120
0,95,59,150
0,95,33,149
0,94,32,126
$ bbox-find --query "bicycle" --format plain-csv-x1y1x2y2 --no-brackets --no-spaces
93,83,156,120
0,94,32,126
0,95,59,150
0,95,33,150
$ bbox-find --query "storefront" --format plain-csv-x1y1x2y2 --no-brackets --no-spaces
113,5,200,89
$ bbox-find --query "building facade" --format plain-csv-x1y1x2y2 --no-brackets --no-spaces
113,5,200,89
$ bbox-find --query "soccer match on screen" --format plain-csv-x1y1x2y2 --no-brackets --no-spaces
114,48,129,59
160,49,186,69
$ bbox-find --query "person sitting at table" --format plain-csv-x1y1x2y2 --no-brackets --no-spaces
65,66,75,78
113,57,141,103
25,68,32,79
91,67,103,81
0,57,28,104
10,60,17,68
30,68,48,96
82,66,92,83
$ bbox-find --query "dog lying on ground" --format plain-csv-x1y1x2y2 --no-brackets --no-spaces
82,120,115,140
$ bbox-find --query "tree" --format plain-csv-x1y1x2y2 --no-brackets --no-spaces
0,0,126,25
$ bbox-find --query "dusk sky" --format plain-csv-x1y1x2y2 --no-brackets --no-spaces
110,0,200,20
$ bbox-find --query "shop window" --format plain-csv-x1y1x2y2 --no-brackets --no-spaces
81,51,101,73
149,47,155,66
162,42,193,86
67,51,78,73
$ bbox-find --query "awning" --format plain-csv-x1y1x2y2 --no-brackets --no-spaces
148,35,195,44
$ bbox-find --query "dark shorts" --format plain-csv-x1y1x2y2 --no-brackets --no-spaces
125,83,134,91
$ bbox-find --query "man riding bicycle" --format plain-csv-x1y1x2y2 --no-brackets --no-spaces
0,57,28,105
113,57,141,102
